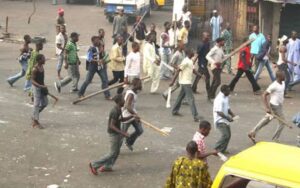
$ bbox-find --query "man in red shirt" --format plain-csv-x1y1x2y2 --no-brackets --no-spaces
228,38,261,94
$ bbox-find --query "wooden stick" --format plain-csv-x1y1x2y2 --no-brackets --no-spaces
124,11,148,45
72,76,150,105
140,119,169,136
221,39,255,63
269,112,293,129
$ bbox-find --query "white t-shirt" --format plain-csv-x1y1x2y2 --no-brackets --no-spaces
125,52,141,77
122,89,137,123
266,81,285,106
178,57,194,85
213,92,230,126
55,32,66,55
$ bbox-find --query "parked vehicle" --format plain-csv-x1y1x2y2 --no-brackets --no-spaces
212,142,300,188
104,0,151,23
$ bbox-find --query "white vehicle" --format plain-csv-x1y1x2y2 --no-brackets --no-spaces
104,0,151,22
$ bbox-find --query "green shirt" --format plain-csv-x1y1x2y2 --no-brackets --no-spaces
221,29,233,51
26,50,39,80
65,41,78,65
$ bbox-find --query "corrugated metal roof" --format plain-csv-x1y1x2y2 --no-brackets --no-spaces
264,0,300,4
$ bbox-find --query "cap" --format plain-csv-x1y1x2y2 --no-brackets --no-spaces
213,10,217,13
70,32,79,38
58,8,64,14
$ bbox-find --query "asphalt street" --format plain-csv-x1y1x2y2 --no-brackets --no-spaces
0,1,300,188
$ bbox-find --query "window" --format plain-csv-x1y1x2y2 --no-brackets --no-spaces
221,175,288,188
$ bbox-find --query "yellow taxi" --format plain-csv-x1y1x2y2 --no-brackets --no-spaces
212,142,300,188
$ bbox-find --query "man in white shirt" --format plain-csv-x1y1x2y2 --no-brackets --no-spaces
248,71,288,143
143,34,161,93
210,10,223,42
170,49,203,122
213,85,235,154
206,37,225,100
55,25,68,80
124,42,141,84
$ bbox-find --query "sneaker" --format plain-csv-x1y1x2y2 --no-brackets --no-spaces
7,80,13,87
172,112,183,116
194,116,204,122
54,82,61,93
125,142,133,151
89,163,98,175
70,88,79,93
253,90,262,95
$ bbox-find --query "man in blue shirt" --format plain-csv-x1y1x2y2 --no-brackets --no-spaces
249,25,265,73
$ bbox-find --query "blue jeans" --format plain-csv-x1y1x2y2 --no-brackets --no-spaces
78,63,110,97
7,60,32,90
122,120,143,146
254,60,275,82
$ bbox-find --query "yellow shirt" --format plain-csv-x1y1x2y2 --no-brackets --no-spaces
165,156,212,188
178,57,194,85
110,43,125,71
178,27,189,44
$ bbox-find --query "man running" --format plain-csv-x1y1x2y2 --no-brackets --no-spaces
77,36,111,99
248,71,287,143
89,94,132,174
7,34,32,91
192,32,211,95
122,78,143,151
206,37,225,101
170,49,203,122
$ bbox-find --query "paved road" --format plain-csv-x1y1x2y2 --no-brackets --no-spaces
0,1,299,188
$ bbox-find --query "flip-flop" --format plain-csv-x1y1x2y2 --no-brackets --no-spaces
89,163,98,175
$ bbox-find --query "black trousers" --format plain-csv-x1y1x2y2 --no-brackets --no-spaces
192,66,210,97
229,68,261,92
209,68,222,99
109,71,124,94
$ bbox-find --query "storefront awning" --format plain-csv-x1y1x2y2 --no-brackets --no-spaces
264,0,300,4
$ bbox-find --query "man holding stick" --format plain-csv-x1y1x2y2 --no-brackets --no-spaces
248,70,289,143
122,78,143,151
162,42,186,100
77,36,111,99
213,85,236,154
31,54,48,129
206,37,225,101
89,94,131,174
192,32,211,96
170,49,203,122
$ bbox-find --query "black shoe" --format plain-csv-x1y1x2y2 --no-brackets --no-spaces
125,142,133,151
172,112,183,116
162,94,167,101
70,88,79,93
7,80,13,87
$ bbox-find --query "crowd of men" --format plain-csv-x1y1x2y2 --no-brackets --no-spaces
4,5,300,187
